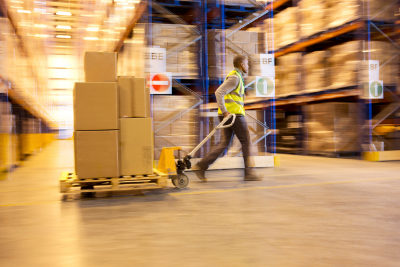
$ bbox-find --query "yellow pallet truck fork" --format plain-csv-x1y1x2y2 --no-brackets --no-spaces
157,114,236,189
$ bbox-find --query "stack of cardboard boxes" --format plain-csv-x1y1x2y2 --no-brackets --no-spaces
74,52,153,179
207,29,260,78
151,24,199,79
153,96,199,159
303,103,359,154
275,53,302,96
273,7,299,49
299,0,328,38
303,51,330,92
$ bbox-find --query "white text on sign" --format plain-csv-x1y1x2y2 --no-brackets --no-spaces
260,54,275,77
148,47,166,73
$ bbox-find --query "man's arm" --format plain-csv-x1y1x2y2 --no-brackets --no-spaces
215,75,239,115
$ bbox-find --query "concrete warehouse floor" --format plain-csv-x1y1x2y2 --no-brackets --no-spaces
1,140,400,267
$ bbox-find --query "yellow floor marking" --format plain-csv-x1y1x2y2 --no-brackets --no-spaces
2,176,400,207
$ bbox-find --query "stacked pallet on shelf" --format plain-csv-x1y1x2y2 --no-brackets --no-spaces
275,53,302,96
298,0,328,39
275,110,304,154
153,96,200,160
208,29,260,78
274,7,299,49
303,103,359,155
303,50,330,92
152,24,199,79
0,101,17,172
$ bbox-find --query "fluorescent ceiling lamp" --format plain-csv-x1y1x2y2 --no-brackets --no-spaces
84,37,98,40
57,25,71,29
123,6,135,9
56,11,71,16
11,1,24,3
86,27,99,32
34,24,47,28
35,34,50,38
17,10,31,13
56,35,71,38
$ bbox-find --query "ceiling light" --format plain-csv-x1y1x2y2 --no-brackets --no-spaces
35,34,50,38
34,24,46,28
56,35,71,38
123,6,135,9
57,25,71,29
17,10,31,13
11,1,24,3
86,27,99,32
56,11,71,16
117,2,128,5
84,37,98,40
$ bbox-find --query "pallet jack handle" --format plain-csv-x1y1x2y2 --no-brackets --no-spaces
182,114,236,168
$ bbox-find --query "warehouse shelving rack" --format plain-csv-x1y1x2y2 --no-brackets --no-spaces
114,0,400,159
0,4,58,176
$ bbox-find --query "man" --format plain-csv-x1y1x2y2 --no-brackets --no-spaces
192,55,263,181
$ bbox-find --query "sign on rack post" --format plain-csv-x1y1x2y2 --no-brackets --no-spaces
150,72,172,95
256,76,275,97
257,54,275,97
363,60,384,99
147,47,172,95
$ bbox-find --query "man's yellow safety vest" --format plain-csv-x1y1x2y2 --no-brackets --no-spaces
218,69,245,116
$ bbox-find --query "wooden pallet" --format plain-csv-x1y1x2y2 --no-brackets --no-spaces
60,169,168,194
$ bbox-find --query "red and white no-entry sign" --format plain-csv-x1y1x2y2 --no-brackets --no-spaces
150,72,172,94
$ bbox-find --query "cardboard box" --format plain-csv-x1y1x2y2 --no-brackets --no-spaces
74,130,119,179
84,51,117,82
118,77,150,118
120,118,154,176
74,82,119,130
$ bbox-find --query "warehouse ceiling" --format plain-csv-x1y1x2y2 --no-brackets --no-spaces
1,0,140,125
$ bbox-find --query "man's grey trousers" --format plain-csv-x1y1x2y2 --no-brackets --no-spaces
197,116,254,172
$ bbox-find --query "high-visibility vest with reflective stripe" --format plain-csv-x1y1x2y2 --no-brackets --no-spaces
218,69,245,116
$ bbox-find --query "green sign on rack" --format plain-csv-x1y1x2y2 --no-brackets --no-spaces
369,80,383,99
256,77,275,97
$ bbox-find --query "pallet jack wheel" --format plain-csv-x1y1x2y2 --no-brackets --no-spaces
173,174,189,189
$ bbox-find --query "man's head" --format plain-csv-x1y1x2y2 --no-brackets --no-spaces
233,55,249,74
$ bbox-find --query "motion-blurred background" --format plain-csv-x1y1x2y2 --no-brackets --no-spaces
1,0,400,177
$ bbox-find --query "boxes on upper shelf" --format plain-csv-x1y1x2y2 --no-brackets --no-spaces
303,51,329,91
74,130,120,179
84,51,117,82
119,118,154,176
74,82,119,131
118,77,150,118
299,0,328,38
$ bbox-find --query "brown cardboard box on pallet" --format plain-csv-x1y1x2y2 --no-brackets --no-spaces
84,51,117,82
119,118,154,176
74,82,119,131
118,77,150,118
75,130,119,179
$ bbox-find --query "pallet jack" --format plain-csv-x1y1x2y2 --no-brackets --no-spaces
157,114,236,189
59,114,236,195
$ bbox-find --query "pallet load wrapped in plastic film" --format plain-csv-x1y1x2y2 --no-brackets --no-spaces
275,53,302,96
153,96,200,160
303,103,359,156
207,29,260,78
151,24,199,79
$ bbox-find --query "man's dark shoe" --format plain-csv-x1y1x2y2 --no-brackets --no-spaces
244,170,263,181
191,163,207,181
